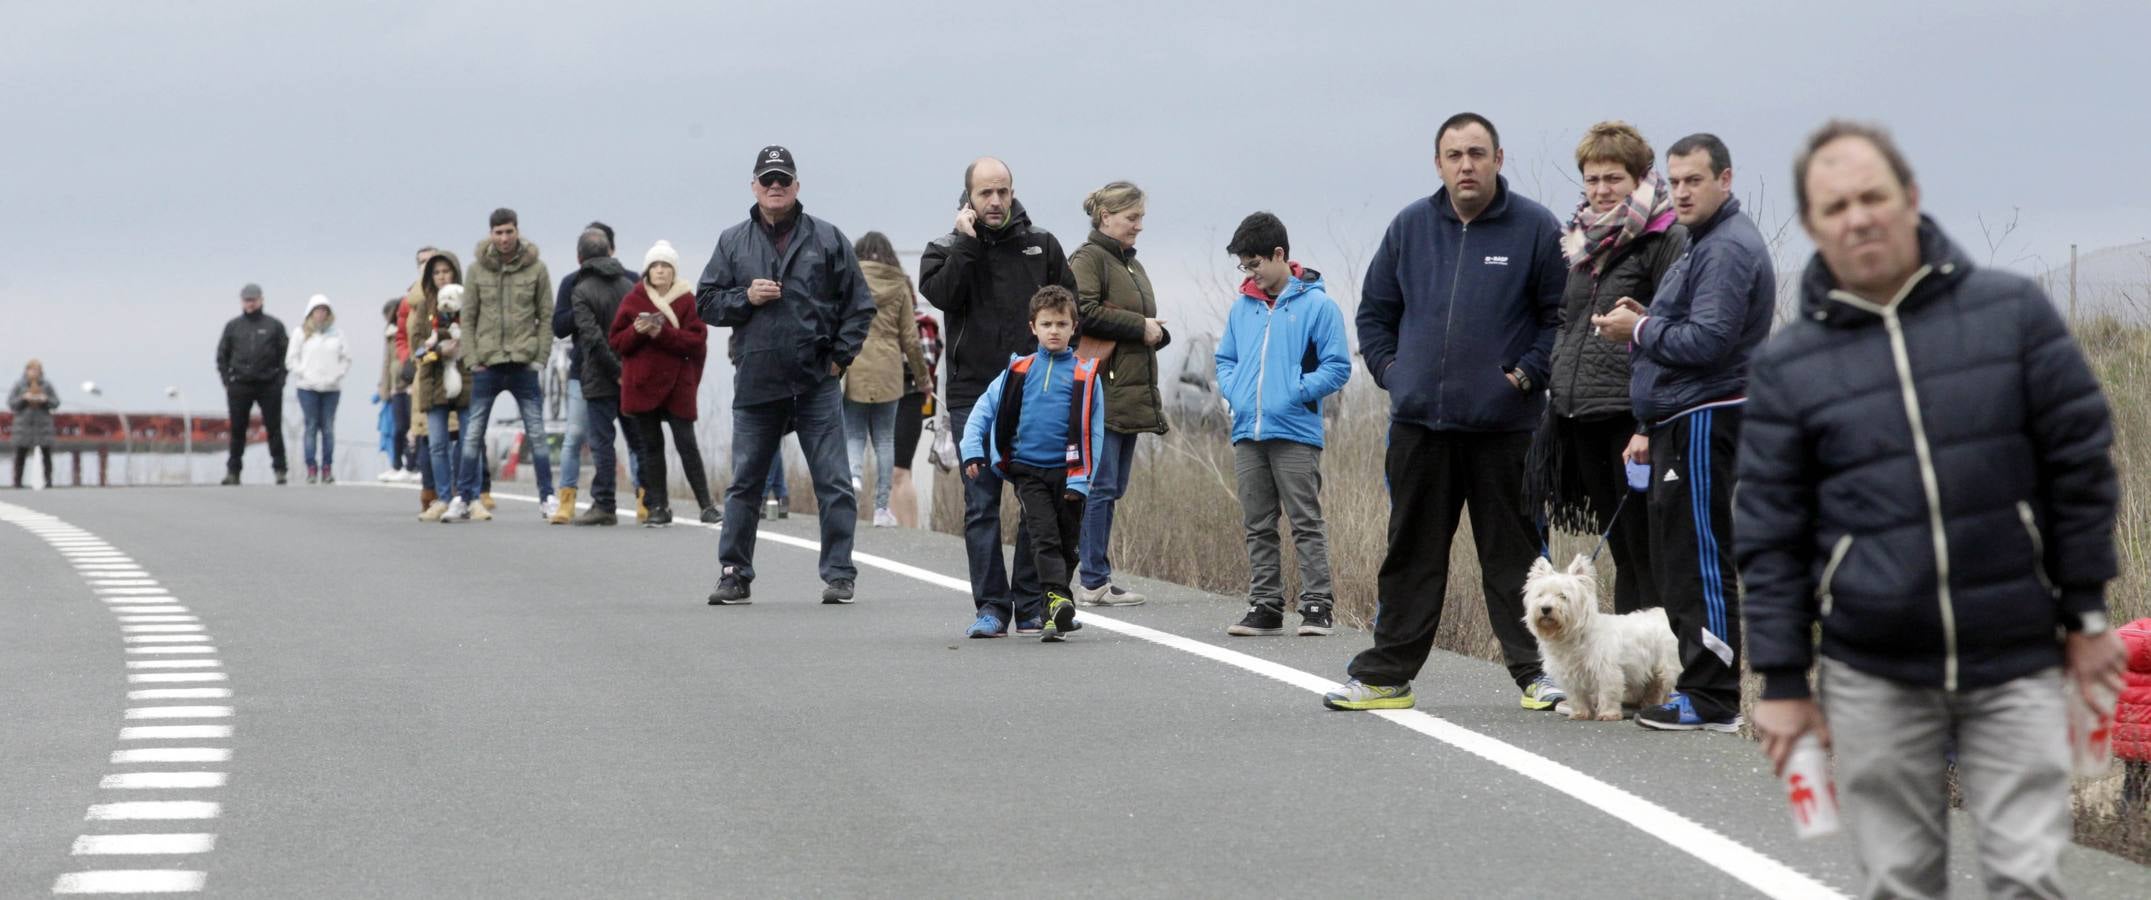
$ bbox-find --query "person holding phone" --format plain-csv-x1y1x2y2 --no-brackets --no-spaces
611,240,715,528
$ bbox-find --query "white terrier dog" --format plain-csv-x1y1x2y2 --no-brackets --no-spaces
1522,554,1679,721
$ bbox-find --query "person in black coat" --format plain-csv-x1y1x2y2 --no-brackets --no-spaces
215,283,289,484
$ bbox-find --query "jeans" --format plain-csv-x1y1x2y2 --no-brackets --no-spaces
295,388,340,471
426,405,472,501
1078,429,1139,590
1234,440,1333,609
719,377,856,584
949,403,1041,621
583,394,643,511
842,398,899,511
390,392,412,471
767,453,788,501
558,379,586,490
224,380,287,475
459,363,553,500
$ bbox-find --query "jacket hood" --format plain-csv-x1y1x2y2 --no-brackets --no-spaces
1431,174,1515,224
1799,216,1972,327
580,256,630,279
303,295,336,331
1237,263,1325,304
860,259,912,298
473,238,540,273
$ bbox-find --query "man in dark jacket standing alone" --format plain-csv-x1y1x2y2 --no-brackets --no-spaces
1326,113,1565,712
1591,134,1775,732
1738,121,2124,898
216,282,290,485
567,228,642,526
919,156,1078,636
699,146,877,606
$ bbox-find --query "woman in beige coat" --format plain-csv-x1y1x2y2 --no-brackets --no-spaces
843,232,931,527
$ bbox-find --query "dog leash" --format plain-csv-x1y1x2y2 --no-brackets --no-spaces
1588,491,1633,563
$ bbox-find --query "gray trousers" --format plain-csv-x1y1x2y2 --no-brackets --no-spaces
1821,657,2072,900
1233,440,1333,609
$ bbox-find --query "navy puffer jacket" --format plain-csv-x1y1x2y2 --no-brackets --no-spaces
1736,220,2117,699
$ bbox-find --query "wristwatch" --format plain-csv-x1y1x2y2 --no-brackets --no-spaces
2070,611,2110,635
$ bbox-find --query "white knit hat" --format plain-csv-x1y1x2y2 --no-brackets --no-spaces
643,240,680,272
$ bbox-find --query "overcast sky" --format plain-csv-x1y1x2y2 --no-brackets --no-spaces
5,0,2147,428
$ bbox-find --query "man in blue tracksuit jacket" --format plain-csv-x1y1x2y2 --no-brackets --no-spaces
1326,113,1566,713
1216,212,1353,639
1592,133,1775,731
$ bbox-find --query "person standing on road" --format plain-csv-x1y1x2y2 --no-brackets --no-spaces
410,253,475,522
844,231,931,530
1071,181,1170,610
1325,113,1565,713
611,240,716,529
287,295,352,485
1529,121,1686,616
460,208,560,521
550,221,627,524
567,229,646,527
888,310,943,528
1740,121,2124,899
1589,133,1774,733
1216,212,1353,639
699,146,877,607
920,156,1078,635
10,359,59,488
216,282,290,485
382,246,436,485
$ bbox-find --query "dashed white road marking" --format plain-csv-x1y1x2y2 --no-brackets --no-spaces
112,749,231,764
119,725,233,740
85,801,220,821
51,870,206,894
126,659,219,669
124,707,233,720
99,773,228,790
71,834,217,856
127,674,227,684
127,689,231,700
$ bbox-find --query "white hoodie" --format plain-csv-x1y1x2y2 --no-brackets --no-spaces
287,295,353,392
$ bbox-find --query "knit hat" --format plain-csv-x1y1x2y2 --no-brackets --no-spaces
643,240,680,273
240,283,263,300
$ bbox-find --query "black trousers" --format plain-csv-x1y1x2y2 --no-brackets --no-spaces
1349,426,1544,689
634,411,712,513
1005,462,1084,598
225,380,287,475
390,393,412,471
13,446,54,487
1558,414,1658,613
1648,406,1743,721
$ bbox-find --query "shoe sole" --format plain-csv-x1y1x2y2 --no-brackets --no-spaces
1226,625,1285,636
1297,624,1334,636
1322,694,1414,711
1042,599,1077,643
1635,717,1742,733
1520,696,1562,711
822,594,855,605
967,630,1007,639
707,596,753,606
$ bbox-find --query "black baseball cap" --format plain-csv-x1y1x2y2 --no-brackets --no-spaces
753,145,797,178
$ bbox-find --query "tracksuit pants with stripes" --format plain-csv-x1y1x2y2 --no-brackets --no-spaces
1647,405,1743,722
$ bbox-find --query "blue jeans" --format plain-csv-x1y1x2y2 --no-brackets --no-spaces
426,405,472,501
583,394,643,511
718,377,856,584
296,389,340,471
842,398,899,511
766,453,788,501
1079,429,1138,590
558,379,586,490
949,403,1042,621
459,363,553,500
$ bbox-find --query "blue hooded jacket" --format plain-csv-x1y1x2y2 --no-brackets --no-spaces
1357,176,1564,433
960,347,1107,496
1215,265,1353,447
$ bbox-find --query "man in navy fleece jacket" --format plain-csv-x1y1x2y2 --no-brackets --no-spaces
1326,112,1567,713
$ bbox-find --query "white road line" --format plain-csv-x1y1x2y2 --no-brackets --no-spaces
128,688,231,700
127,659,220,669
126,646,217,654
100,772,228,790
90,580,161,586
118,616,200,623
112,749,231,764
52,869,206,894
119,725,233,740
72,834,217,855
127,673,228,684
124,707,232,719
112,607,190,615
85,801,220,820
98,588,173,595
123,635,213,644
121,625,206,633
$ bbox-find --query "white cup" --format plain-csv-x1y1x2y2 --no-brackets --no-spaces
1784,733,1841,839
2067,679,2118,779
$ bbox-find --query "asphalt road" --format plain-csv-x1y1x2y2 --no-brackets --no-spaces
1,485,2145,898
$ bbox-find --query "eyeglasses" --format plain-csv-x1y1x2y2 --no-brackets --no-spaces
758,172,794,188
1235,259,1264,274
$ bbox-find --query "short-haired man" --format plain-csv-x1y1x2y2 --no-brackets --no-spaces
699,146,877,605
1218,212,1353,638
1326,112,1566,712
1739,120,2124,898
1591,133,1775,732
216,282,290,485
920,156,1080,637
566,227,644,526
460,207,560,521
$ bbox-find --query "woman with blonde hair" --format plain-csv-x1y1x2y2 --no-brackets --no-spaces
288,295,352,484
1069,181,1169,607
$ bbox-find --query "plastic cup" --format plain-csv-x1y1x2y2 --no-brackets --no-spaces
2067,679,2118,779
1784,733,1840,839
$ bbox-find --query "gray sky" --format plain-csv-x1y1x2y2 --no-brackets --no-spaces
5,0,2148,423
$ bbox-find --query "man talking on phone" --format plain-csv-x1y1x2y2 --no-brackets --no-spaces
697,146,878,606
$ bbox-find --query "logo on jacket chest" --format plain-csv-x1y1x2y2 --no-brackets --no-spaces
1483,256,1510,267
1022,246,1044,256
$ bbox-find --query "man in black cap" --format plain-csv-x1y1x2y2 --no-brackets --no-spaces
215,283,290,484
697,146,877,606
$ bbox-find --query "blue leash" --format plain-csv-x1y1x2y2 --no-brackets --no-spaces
1588,490,1633,563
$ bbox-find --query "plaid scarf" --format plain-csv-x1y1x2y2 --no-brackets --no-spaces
1560,171,1674,273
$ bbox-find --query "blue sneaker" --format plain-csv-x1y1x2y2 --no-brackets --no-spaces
1014,617,1044,636
966,611,1008,639
1636,692,1743,733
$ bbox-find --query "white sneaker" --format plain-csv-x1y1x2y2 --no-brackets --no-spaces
403,469,424,483
540,495,560,520
873,508,897,528
377,468,401,483
1075,582,1147,607
445,497,470,521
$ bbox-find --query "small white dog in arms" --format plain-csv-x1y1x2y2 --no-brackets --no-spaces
1523,554,1680,721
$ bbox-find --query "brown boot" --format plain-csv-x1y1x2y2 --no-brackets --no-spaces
419,488,437,514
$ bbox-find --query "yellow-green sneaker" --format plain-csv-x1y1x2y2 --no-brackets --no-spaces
1041,591,1077,643
1322,680,1414,711
1520,674,1567,711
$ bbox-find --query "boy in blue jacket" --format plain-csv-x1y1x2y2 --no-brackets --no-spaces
1217,213,1354,637
961,286,1106,642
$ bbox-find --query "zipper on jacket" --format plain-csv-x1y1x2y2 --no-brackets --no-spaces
2017,500,2058,598
1253,301,1274,440
1437,224,1468,423
1817,534,1854,618
1831,266,1955,689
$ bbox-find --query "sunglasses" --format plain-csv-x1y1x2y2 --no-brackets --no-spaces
758,172,794,188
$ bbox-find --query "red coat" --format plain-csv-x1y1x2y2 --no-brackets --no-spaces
2116,617,2151,763
609,280,708,419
